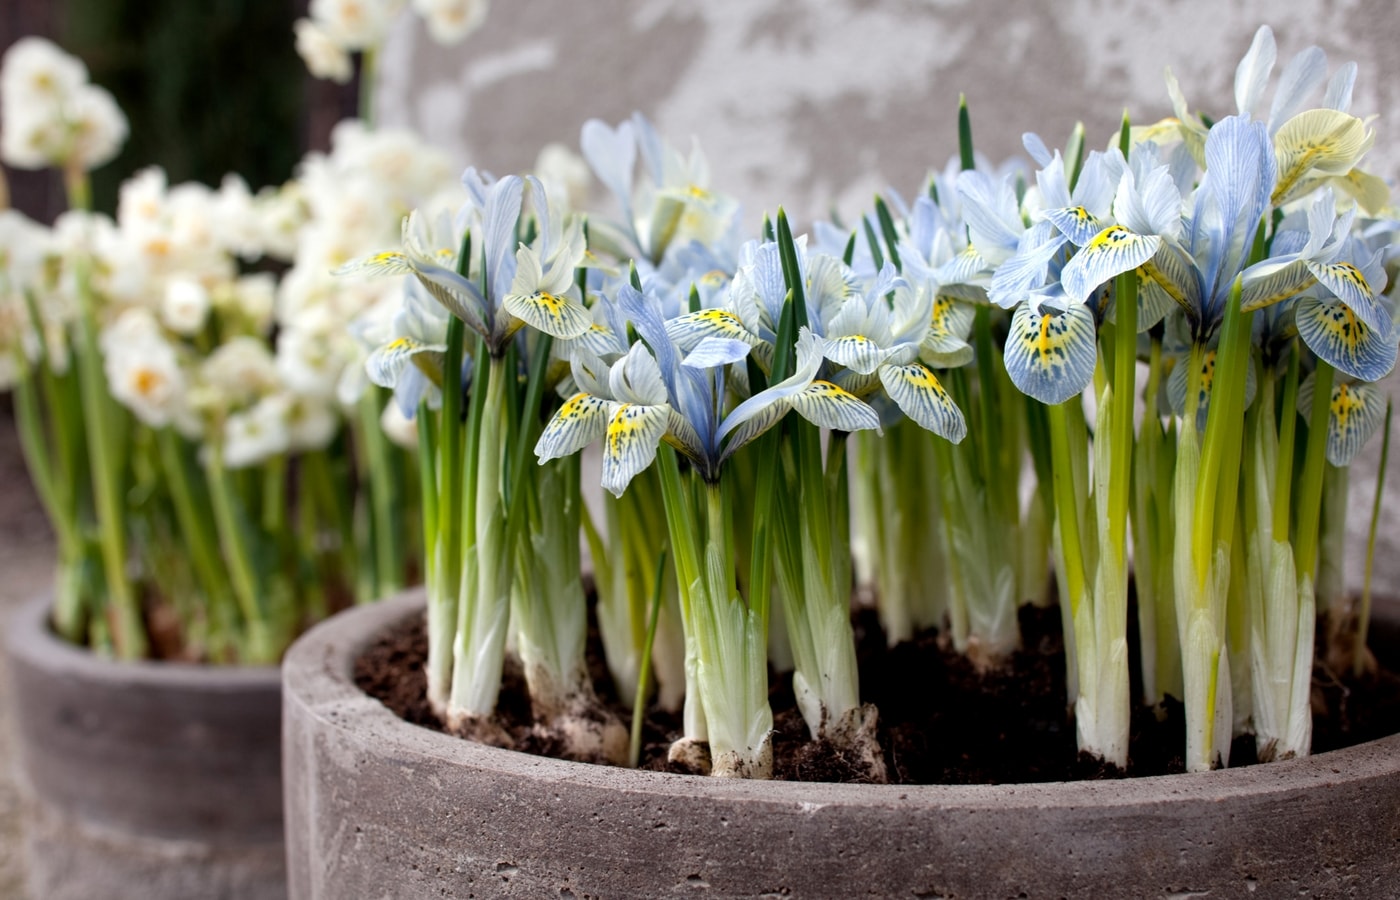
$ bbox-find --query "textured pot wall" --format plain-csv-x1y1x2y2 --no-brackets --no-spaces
377,0,1400,597
284,593,1400,900
5,595,286,900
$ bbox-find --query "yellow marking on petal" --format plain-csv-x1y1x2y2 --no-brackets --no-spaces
1319,304,1361,351
133,368,164,398
1273,109,1373,205
558,393,597,420
386,337,414,351
1314,261,1372,304
1332,383,1361,429
1195,351,1217,410
791,380,881,432
607,404,642,455
1141,257,1190,308
930,296,955,335
879,362,965,441
1086,224,1135,249
699,269,727,288
697,309,745,328
687,184,712,200
897,364,945,394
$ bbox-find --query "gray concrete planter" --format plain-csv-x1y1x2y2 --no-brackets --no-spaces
284,591,1400,898
5,594,286,900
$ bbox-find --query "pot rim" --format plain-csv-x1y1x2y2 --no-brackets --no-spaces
6,592,282,687
285,589,1400,812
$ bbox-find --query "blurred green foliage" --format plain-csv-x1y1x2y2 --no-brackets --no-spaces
65,0,305,212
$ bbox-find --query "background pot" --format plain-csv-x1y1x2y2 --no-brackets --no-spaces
284,591,1400,899
5,594,286,900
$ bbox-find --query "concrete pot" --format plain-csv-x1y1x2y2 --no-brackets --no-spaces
284,591,1400,898
5,594,286,900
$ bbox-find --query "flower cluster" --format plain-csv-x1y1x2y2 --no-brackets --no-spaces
0,35,462,663
296,0,488,83
353,26,1396,783
0,36,126,172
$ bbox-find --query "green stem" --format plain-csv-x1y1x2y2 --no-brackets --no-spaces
156,427,229,640
1294,360,1335,583
972,306,1004,513
1192,279,1253,590
207,445,273,663
416,398,439,591
1108,272,1137,550
426,316,466,711
1047,401,1088,616
630,551,669,769
12,367,78,554
74,259,145,658
1272,346,1301,538
1357,400,1393,675
359,390,403,597
358,47,378,128
449,353,512,720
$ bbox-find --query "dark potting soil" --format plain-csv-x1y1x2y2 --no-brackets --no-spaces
354,602,1400,785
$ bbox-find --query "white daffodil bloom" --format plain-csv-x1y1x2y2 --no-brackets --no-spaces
411,0,488,44
161,278,211,336
0,37,126,171
294,18,353,83
101,309,191,430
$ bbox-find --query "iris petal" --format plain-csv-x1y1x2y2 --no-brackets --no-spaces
502,289,593,340
601,403,670,497
334,251,412,278
1298,378,1388,466
823,334,894,375
1240,258,1314,312
413,265,490,339
878,363,966,443
665,308,762,351
790,381,882,433
1002,303,1098,406
1306,260,1384,331
1061,226,1162,305
366,337,445,390
536,393,614,461
1296,295,1398,383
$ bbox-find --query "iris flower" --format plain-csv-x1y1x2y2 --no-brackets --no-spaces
535,284,881,495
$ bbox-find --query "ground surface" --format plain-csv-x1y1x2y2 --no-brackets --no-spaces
0,404,51,897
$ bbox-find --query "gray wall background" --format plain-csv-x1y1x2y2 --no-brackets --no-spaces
377,0,1400,597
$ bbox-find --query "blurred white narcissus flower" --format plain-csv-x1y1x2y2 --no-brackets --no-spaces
222,394,292,469
285,393,340,452
294,18,353,84
1,37,87,103
0,37,127,171
101,309,190,429
308,0,400,50
277,316,357,400
222,272,277,332
0,211,47,386
161,278,211,336
65,85,127,171
200,336,281,409
412,0,489,45
380,400,419,449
